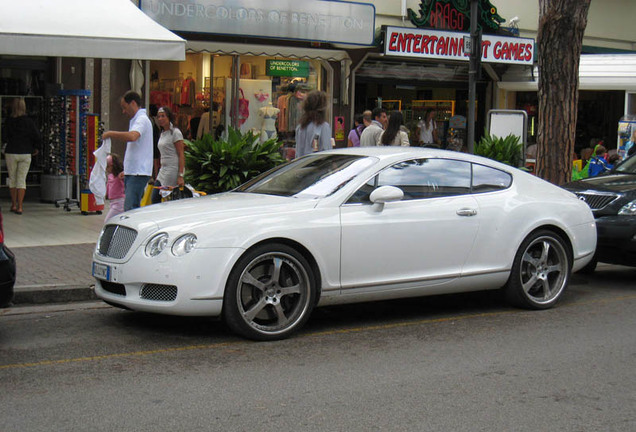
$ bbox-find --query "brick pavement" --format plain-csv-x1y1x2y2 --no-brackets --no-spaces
12,243,96,288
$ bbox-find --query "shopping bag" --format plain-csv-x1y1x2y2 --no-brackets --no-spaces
237,88,249,126
140,184,153,207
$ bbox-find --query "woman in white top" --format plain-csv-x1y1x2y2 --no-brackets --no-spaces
378,111,410,147
151,106,185,204
416,109,439,147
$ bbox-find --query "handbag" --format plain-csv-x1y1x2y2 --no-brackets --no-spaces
237,88,249,126
140,184,153,207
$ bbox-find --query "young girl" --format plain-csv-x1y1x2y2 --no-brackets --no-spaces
105,153,125,221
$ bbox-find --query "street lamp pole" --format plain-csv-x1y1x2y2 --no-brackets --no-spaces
467,0,480,153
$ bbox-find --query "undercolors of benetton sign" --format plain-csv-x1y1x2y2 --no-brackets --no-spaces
384,26,535,65
141,0,375,46
266,60,310,77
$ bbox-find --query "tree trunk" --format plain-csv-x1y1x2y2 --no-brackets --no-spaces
536,0,591,185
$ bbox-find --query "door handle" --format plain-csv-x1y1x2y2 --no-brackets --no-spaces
456,208,477,217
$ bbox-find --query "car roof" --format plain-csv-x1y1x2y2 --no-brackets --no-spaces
322,147,514,170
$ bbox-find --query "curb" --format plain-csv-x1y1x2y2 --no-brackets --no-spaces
13,284,97,305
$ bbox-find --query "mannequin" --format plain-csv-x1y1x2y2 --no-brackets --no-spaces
258,103,280,143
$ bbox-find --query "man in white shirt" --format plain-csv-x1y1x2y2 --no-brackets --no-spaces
103,91,153,211
359,107,387,147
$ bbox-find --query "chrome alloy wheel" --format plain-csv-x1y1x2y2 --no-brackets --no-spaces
519,235,569,305
232,250,313,339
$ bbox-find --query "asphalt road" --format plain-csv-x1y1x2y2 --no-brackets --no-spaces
1,266,635,432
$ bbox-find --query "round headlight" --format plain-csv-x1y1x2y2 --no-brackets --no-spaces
145,233,169,257
172,234,197,256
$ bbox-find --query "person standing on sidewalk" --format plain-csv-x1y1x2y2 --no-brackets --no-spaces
4,98,41,215
103,91,153,211
359,107,387,147
104,153,125,221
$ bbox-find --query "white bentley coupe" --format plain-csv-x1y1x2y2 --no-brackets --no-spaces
93,147,596,340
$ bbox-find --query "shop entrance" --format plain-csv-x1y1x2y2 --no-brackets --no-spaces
354,58,487,150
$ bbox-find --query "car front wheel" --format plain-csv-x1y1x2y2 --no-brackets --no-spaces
223,243,316,341
505,230,571,309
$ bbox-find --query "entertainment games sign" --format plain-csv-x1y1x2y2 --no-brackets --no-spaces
141,0,375,46
384,26,535,65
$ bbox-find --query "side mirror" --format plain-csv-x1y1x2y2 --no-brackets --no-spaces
369,185,404,204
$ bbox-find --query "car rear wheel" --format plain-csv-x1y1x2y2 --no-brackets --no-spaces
223,243,316,341
505,230,571,309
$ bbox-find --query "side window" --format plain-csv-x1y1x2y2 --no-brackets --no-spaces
471,164,512,193
346,158,471,203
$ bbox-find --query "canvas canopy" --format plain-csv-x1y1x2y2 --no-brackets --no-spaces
0,0,185,61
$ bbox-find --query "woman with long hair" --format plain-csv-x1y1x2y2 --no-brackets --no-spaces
416,109,439,147
151,106,185,204
4,98,41,214
379,111,410,146
295,90,332,158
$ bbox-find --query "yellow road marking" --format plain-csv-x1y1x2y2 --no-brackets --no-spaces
2,294,635,371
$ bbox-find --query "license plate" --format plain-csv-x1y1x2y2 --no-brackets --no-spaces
92,262,110,281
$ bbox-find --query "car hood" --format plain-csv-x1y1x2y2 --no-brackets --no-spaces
113,192,318,230
563,173,636,193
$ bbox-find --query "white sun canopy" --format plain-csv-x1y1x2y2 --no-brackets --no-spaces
498,54,636,91
0,0,185,61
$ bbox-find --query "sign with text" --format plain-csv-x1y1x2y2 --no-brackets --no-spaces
266,60,310,77
141,0,375,46
384,26,535,65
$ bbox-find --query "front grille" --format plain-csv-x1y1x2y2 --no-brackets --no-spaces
98,225,137,259
573,191,620,211
140,284,178,302
101,280,126,296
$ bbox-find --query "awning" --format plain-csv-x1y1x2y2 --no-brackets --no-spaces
0,0,185,61
187,41,349,62
498,54,636,91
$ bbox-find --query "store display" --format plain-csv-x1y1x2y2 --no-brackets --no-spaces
42,90,98,210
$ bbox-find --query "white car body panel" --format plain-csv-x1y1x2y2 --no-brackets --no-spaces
93,147,596,318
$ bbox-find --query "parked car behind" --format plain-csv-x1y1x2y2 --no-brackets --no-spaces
0,207,16,307
563,153,636,272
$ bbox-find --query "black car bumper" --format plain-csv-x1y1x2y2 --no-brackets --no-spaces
0,244,16,307
594,215,636,266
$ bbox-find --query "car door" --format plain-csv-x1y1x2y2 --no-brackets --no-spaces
340,158,480,291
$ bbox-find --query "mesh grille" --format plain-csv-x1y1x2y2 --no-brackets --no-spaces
573,192,619,211
140,284,178,302
98,225,138,259
101,280,126,296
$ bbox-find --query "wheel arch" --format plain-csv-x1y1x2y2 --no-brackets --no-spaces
523,224,574,266
238,237,323,304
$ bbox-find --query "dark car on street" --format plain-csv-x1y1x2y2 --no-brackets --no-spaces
0,206,16,307
563,154,636,272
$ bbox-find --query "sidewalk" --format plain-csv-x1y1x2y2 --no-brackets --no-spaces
2,199,108,305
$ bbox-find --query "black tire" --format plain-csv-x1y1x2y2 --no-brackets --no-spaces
505,230,571,309
223,243,316,341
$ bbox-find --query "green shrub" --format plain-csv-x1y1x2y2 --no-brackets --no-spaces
184,128,286,194
475,130,524,167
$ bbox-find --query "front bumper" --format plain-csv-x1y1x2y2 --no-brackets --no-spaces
594,215,636,266
92,246,244,316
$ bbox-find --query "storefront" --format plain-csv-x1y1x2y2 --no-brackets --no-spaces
0,0,185,201
141,0,375,153
350,2,535,150
498,54,636,153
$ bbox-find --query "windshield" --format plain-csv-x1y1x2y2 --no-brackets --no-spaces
236,154,377,199
614,153,636,174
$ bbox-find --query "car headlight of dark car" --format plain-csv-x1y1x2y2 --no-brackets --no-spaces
618,200,636,215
